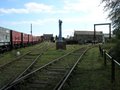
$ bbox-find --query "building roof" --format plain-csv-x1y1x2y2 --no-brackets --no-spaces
74,31,103,35
43,34,53,36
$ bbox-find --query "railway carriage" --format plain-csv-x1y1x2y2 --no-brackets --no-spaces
11,30,22,48
21,33,29,47
33,36,39,44
32,36,36,44
0,27,11,52
0,26,43,53
28,34,33,45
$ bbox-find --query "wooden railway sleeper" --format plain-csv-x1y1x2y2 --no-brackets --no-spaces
2,47,86,89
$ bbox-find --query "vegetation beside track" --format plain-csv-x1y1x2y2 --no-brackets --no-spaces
101,43,115,52
0,42,82,66
28,44,85,71
0,42,47,66
0,42,49,88
0,42,84,68
6,46,88,90
63,46,120,90
0,42,87,89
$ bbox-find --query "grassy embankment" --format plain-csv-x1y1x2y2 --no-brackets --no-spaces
63,46,120,90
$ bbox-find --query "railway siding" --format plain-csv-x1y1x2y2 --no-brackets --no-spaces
0,43,86,90
4,46,89,90
0,42,50,89
0,42,46,66
62,46,114,90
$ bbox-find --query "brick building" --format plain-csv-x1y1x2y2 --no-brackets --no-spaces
43,34,53,41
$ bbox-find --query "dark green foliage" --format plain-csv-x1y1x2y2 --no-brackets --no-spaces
106,38,118,43
113,27,120,39
102,0,120,62
102,0,120,39
109,40,120,62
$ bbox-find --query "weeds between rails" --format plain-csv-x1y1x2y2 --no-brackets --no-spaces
4,46,90,90
0,42,49,70
0,42,47,67
0,42,51,89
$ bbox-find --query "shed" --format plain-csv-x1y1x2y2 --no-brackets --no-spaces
43,34,53,41
74,30,103,44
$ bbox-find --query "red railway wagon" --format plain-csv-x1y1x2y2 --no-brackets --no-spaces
36,36,39,43
21,33,29,46
28,34,33,44
32,36,37,44
10,30,22,48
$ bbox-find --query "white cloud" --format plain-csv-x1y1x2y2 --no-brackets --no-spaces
10,18,57,25
3,0,109,25
25,2,53,13
0,0,107,15
0,8,28,14
0,0,103,14
0,0,111,36
62,0,110,23
63,0,100,12
0,2,54,14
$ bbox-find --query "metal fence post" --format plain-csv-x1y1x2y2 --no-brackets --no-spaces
99,45,101,52
99,45,102,56
104,50,106,66
101,49,103,57
111,58,115,83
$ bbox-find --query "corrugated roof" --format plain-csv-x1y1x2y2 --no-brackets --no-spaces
74,31,103,35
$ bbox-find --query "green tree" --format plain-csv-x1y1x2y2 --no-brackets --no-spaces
102,0,120,38
102,0,120,62
109,41,120,62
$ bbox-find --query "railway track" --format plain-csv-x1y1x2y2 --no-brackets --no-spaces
0,42,51,89
0,42,47,67
3,46,90,90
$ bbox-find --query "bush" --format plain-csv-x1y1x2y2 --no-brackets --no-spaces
109,40,120,62
106,38,118,43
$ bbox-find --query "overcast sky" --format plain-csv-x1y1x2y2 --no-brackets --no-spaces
0,0,110,37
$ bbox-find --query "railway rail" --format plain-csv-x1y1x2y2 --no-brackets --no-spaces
3,46,90,90
0,42,46,67
0,42,51,89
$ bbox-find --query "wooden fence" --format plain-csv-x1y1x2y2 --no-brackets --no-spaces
99,45,120,83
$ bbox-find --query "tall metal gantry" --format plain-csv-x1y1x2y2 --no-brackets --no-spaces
94,23,111,43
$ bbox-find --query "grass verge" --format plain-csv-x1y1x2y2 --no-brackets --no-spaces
63,46,120,90
0,42,47,66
